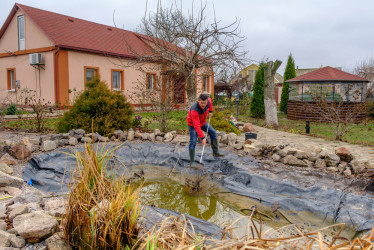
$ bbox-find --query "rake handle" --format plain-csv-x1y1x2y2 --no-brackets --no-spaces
199,116,211,164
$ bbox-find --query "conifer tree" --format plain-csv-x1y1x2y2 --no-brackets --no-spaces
250,63,265,118
280,53,296,113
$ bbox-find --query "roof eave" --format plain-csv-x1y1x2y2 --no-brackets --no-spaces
56,45,139,60
286,79,370,83
0,4,19,40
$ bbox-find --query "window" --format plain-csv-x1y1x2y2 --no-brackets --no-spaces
7,68,16,91
84,67,99,83
111,70,124,91
203,75,209,92
18,15,25,50
147,73,156,90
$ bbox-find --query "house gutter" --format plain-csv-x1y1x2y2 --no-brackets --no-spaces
53,46,60,105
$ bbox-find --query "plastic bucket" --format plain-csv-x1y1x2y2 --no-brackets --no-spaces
245,132,257,140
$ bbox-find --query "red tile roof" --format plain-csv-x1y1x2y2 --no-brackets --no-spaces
287,66,369,82
0,3,153,59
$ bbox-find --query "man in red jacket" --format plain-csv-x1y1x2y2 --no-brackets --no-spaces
187,93,224,166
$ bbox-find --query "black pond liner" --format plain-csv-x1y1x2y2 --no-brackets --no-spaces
23,142,374,233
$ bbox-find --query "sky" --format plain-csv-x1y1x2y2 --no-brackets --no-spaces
1,0,374,74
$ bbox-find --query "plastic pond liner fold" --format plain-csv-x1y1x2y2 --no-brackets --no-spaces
23,142,374,234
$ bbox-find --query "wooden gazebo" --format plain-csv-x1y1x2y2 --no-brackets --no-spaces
286,66,370,122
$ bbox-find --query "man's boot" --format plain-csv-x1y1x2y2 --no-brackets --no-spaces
211,138,224,157
189,149,197,166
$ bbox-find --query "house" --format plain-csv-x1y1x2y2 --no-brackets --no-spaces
231,64,284,105
0,4,213,106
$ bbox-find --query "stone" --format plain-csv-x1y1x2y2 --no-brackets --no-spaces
0,162,13,175
170,131,177,135
142,133,150,140
338,162,349,173
7,228,17,235
0,219,6,230
22,137,35,152
343,167,352,177
86,133,99,142
220,134,228,144
44,199,66,217
45,233,72,250
164,132,174,142
243,123,256,132
244,139,253,145
0,172,23,187
98,136,109,142
272,153,281,162
135,132,143,139
281,155,307,167
244,144,262,156
12,191,44,206
217,135,221,143
62,133,70,139
308,152,319,162
68,137,78,146
233,142,244,150
9,204,28,222
327,167,339,172
60,139,69,146
0,154,16,165
25,202,43,212
154,129,162,136
8,142,31,160
294,149,309,160
110,136,116,141
0,205,6,219
178,136,189,144
156,136,164,142
350,160,365,174
42,140,57,152
113,130,124,138
29,137,41,146
50,134,63,141
0,230,11,247
227,133,238,146
68,129,75,136
335,147,353,162
171,135,180,144
13,211,58,243
81,137,92,144
320,149,340,167
9,234,26,248
314,159,326,168
149,133,156,142
75,129,85,135
128,129,135,141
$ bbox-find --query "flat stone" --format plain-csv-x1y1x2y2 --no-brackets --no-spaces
164,132,174,142
320,149,340,167
13,211,58,243
0,172,24,187
134,132,143,139
45,232,72,250
220,134,228,144
343,167,352,177
243,123,256,132
68,137,78,146
178,136,189,144
0,154,16,165
0,187,21,197
9,204,28,222
81,137,92,144
98,136,109,142
44,199,66,217
9,234,26,248
281,155,307,167
272,153,281,162
156,136,164,142
12,191,44,206
0,230,11,247
0,162,13,175
154,129,161,136
9,142,32,160
350,160,366,174
74,129,85,135
142,133,150,140
314,158,327,168
42,140,57,152
0,219,6,230
227,133,238,146
335,147,353,162
233,142,244,150
327,167,339,172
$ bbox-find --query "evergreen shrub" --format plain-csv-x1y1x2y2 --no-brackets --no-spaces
6,103,18,115
211,110,241,135
250,63,265,118
57,78,133,135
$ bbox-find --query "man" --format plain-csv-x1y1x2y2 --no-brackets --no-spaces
187,93,224,166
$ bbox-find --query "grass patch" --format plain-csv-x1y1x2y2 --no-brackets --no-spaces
2,117,61,133
135,110,188,134
63,143,142,249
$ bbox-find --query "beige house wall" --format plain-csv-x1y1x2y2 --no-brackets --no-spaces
0,51,55,103
0,9,53,52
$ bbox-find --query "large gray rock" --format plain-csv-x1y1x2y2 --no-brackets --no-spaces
42,140,57,152
244,144,262,156
45,233,72,250
74,129,85,135
350,160,366,174
0,172,23,187
0,230,11,247
81,137,92,144
281,155,308,167
0,162,13,175
220,134,228,144
227,133,237,146
13,211,58,243
68,137,78,146
86,133,99,142
294,149,309,160
8,141,32,160
320,149,340,167
12,191,44,206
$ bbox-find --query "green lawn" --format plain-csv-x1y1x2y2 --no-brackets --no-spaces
2,117,62,133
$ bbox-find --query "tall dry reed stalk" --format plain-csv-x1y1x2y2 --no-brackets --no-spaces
63,143,142,249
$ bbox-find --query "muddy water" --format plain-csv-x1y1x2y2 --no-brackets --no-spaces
127,165,358,240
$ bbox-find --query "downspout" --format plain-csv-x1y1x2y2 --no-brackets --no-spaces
53,46,60,105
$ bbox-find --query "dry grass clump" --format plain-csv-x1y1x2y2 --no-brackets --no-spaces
139,209,374,250
63,143,142,249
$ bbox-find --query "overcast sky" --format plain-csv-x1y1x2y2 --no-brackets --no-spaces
1,0,373,74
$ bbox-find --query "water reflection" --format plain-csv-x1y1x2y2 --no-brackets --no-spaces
140,181,245,228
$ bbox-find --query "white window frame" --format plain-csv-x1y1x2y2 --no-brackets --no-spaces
112,70,122,91
203,76,208,92
18,15,25,50
147,73,155,90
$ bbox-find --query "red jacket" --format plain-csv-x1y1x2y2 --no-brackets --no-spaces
187,97,213,138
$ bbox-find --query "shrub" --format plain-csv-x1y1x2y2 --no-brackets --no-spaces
133,115,143,129
6,103,18,115
211,110,241,135
57,78,133,135
280,53,296,114
250,63,265,118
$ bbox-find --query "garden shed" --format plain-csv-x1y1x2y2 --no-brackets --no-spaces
286,66,370,122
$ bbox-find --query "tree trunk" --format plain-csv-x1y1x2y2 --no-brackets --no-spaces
264,60,282,128
186,72,196,108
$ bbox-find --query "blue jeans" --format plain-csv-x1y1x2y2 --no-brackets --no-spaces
188,123,217,150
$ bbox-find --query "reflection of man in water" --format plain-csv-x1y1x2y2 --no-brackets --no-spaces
186,194,217,222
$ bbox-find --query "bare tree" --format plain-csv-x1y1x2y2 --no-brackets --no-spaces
352,57,374,82
264,60,282,127
131,1,247,107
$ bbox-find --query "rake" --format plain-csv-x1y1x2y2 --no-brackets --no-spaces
199,116,211,165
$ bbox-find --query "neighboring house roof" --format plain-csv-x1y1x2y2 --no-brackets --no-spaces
295,67,341,77
0,3,153,59
287,66,369,82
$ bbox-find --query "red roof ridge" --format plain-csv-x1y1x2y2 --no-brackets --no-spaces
287,66,369,82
